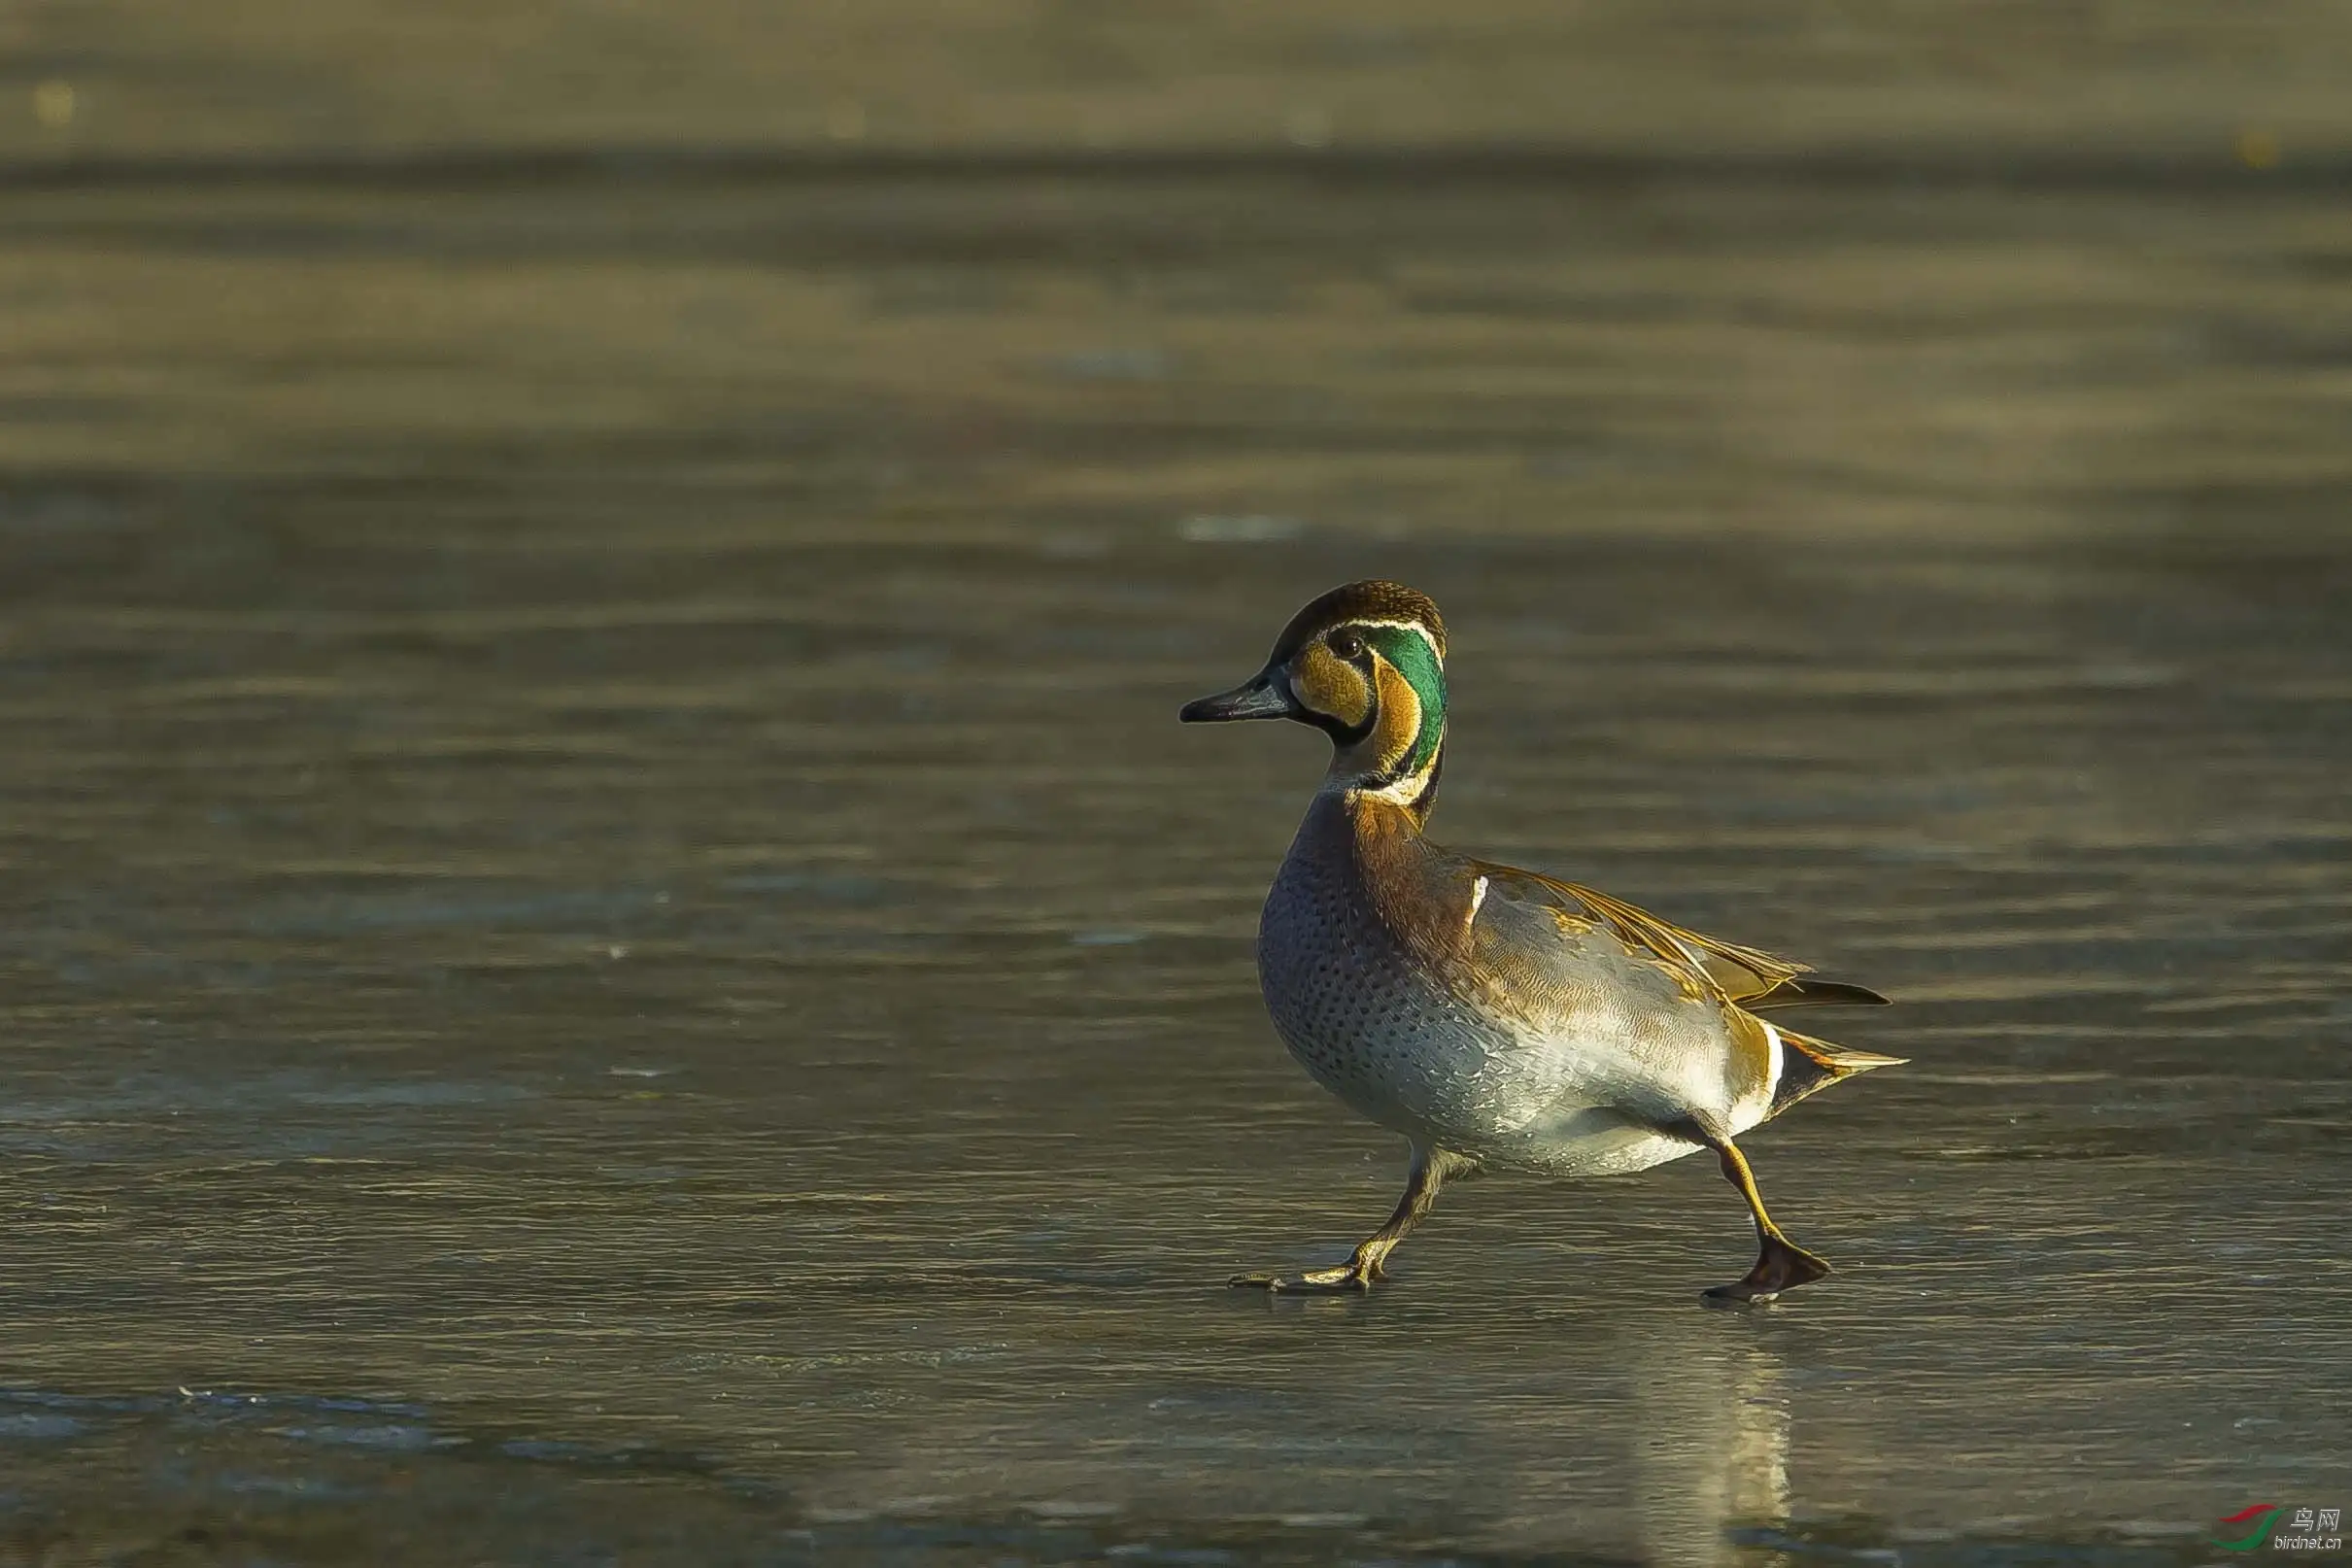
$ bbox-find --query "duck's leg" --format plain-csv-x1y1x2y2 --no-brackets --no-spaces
1686,1121,1831,1303
1232,1144,1477,1294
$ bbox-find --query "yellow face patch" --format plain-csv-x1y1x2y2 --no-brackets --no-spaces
1363,660,1425,775
1287,641,1373,731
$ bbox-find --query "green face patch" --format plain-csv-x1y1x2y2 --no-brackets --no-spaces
1363,625,1447,776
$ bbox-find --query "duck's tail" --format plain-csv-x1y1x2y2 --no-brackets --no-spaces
1768,1025,1906,1117
1745,975,1892,1010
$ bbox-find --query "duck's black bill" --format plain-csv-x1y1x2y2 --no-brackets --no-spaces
1180,674,1294,723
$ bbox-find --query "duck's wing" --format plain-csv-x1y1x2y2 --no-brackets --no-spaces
1469,862,1888,1010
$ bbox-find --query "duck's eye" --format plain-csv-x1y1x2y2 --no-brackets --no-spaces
1328,630,1366,661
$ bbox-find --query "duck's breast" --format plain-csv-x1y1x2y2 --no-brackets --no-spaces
1255,807,1504,1141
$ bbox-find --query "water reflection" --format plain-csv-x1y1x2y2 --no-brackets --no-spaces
1629,1330,1790,1566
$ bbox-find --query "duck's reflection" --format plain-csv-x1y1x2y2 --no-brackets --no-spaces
1627,1323,1790,1565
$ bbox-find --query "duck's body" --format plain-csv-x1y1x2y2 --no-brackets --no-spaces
1183,580,1899,1302
1262,790,1777,1180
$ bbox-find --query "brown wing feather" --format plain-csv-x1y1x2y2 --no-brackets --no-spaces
1471,863,1810,1005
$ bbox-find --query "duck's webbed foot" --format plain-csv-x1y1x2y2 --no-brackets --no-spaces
1685,1119,1836,1305
1229,1144,1474,1296
1229,1255,1382,1294
1702,1232,1831,1304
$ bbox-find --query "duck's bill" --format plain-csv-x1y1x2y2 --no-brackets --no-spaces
1179,673,1294,723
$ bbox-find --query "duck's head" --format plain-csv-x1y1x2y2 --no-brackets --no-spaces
1180,579,1449,814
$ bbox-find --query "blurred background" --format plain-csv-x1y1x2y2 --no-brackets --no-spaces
2,4,2349,1565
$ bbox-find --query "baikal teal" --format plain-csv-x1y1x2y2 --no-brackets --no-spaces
1181,579,1902,1303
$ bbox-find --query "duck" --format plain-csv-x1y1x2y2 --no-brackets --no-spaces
1180,580,1901,1302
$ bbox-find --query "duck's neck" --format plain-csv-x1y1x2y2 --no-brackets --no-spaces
1332,745,1443,826
1291,772,1466,978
